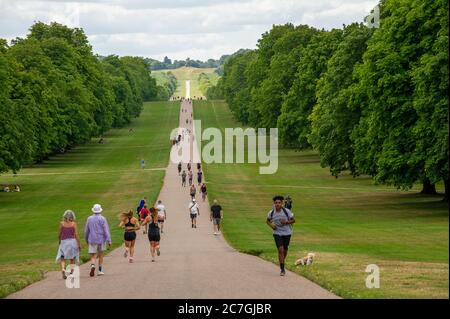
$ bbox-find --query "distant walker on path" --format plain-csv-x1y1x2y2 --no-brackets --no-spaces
188,199,200,228
210,199,223,235
156,200,167,234
181,170,187,187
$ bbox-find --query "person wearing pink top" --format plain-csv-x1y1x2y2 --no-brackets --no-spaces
56,210,81,280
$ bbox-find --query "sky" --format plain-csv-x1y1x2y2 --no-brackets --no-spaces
0,0,379,61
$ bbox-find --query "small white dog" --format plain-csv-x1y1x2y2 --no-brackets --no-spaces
295,253,315,266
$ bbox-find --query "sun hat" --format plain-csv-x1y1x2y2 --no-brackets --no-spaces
92,204,103,214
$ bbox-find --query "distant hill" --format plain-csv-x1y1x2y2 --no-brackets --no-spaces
145,49,252,73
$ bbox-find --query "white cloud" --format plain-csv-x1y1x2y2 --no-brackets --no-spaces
0,0,379,60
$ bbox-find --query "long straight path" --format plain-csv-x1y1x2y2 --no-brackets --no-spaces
8,100,338,299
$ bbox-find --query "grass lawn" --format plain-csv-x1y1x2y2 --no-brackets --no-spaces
0,101,179,298
151,70,175,88
153,67,217,99
194,100,449,299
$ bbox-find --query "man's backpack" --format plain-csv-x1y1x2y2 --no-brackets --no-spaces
285,199,292,210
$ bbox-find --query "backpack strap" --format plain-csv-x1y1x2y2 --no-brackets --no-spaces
281,207,290,220
269,209,274,220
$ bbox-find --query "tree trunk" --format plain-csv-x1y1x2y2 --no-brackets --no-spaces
443,178,449,203
420,179,437,195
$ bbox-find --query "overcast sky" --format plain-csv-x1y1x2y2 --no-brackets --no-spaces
0,0,379,61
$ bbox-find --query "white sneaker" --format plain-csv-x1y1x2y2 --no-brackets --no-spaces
214,232,218,235
98,271,105,276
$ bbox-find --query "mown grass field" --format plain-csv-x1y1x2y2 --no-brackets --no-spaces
151,70,175,88
194,100,449,299
0,101,179,298
153,67,217,98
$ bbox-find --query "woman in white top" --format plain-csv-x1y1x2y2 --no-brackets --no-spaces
156,200,167,233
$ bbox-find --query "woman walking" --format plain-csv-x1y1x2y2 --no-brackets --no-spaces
181,170,187,187
188,170,193,186
190,184,197,200
56,210,81,279
197,169,203,185
119,210,140,263
200,183,207,202
141,207,161,262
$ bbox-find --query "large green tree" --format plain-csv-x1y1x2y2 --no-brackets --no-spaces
309,23,373,176
277,28,343,148
352,0,448,198
0,22,158,174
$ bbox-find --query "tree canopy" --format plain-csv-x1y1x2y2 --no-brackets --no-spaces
0,22,159,174
208,0,449,200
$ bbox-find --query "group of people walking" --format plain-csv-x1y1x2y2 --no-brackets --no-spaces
56,204,111,279
54,101,294,283
178,161,206,229
56,198,168,280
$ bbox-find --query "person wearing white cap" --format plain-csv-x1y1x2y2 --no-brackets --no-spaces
188,198,200,228
84,204,112,277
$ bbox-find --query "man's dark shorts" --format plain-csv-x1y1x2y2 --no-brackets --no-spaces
273,234,291,249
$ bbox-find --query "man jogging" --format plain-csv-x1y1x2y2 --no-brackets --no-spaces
85,204,112,277
266,195,295,276
210,199,223,235
188,199,200,228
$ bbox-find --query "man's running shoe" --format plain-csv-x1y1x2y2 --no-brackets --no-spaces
89,264,95,277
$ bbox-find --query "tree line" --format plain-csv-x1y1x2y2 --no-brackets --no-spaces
207,0,449,200
146,56,225,70
0,22,162,174
154,71,178,100
145,49,252,73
